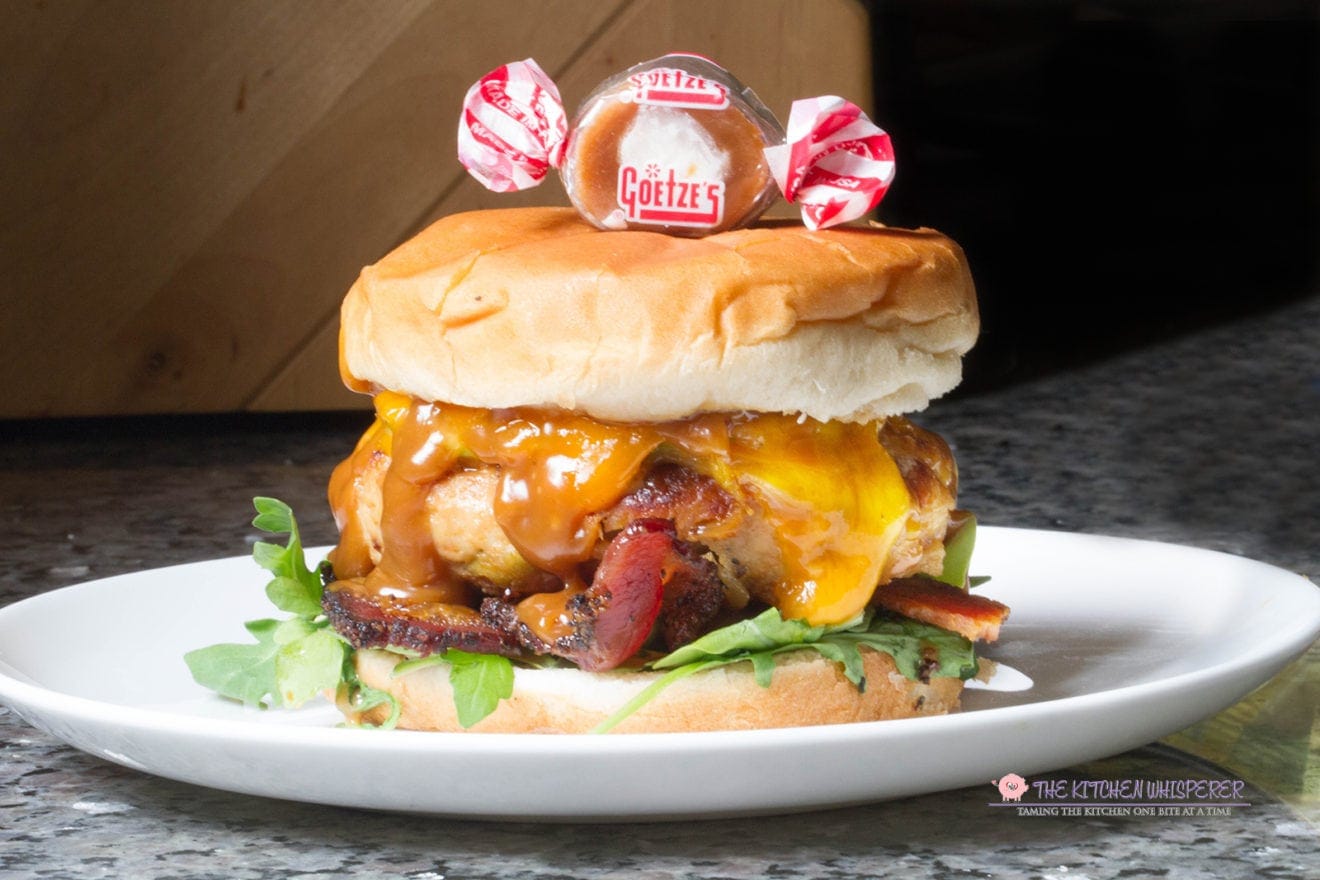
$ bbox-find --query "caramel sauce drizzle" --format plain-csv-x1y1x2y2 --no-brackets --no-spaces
330,396,733,601
365,402,469,603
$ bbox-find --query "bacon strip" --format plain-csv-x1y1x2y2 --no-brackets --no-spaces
324,518,725,671
601,462,737,538
872,577,1010,643
656,537,723,649
566,519,722,665
322,578,522,656
568,519,669,670
483,519,723,671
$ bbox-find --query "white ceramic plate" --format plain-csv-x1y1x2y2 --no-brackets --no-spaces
0,527,1316,821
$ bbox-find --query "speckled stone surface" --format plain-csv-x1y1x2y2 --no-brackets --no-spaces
1,294,1317,878
0,735,1315,880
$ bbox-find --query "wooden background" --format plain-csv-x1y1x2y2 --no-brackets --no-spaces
0,0,873,418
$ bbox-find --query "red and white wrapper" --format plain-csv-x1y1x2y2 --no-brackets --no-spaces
763,96,896,230
458,59,567,192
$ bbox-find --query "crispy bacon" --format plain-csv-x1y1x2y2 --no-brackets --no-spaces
871,577,1010,643
322,578,522,656
483,519,723,670
656,538,724,649
601,462,737,539
568,519,669,670
324,518,725,671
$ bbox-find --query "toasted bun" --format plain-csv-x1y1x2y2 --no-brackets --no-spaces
339,208,978,423
346,646,964,734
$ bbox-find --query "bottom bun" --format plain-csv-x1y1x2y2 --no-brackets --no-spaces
345,647,965,734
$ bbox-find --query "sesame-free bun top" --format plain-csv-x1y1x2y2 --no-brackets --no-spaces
339,207,978,422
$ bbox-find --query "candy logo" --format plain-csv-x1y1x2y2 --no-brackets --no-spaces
617,164,724,228
630,67,729,109
993,774,1029,802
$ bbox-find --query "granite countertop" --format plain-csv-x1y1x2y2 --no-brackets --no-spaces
2,294,1317,878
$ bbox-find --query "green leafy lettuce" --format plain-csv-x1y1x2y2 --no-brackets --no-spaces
936,512,991,589
591,607,978,733
185,497,395,724
391,649,515,729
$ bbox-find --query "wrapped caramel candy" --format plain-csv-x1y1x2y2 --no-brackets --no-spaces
559,54,783,234
457,59,567,193
458,55,896,234
763,95,896,230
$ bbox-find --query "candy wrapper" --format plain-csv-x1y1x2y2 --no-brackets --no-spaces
457,59,568,193
763,96,896,231
458,54,895,233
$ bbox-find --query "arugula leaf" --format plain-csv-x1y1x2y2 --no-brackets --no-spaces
250,496,296,533
805,640,866,687
653,608,976,683
445,650,516,728
275,628,349,707
936,512,977,587
335,657,401,730
592,659,727,734
189,497,516,729
265,574,323,619
390,654,452,677
341,681,401,729
391,650,516,729
749,651,777,688
184,618,281,708
653,607,859,669
250,497,324,616
820,618,977,682
187,497,350,711
593,608,979,733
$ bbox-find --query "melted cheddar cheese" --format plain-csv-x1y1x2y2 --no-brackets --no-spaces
329,393,915,626
726,414,910,624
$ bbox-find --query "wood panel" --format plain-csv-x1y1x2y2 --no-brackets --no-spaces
0,0,873,417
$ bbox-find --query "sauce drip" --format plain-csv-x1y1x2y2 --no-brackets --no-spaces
325,423,384,579
513,587,584,644
486,410,664,577
365,402,469,602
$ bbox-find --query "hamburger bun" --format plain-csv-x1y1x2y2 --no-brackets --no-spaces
346,645,965,734
339,207,978,423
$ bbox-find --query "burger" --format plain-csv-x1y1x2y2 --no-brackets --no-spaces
319,205,1007,733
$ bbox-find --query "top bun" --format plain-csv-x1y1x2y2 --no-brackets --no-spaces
339,208,978,423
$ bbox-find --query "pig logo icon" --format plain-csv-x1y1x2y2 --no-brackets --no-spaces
993,774,1028,801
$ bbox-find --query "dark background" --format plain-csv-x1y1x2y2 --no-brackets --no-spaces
867,0,1318,392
